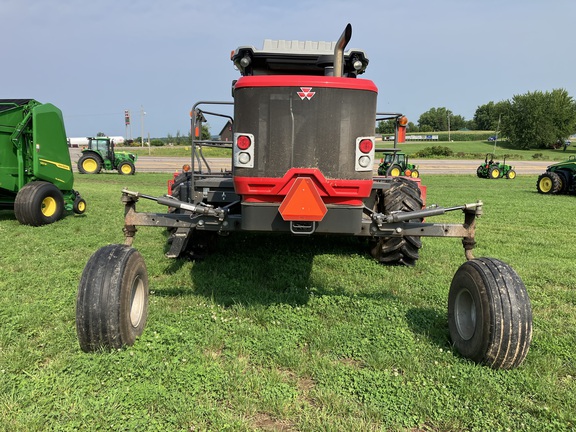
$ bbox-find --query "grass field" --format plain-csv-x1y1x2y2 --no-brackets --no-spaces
1,174,575,431
123,141,576,162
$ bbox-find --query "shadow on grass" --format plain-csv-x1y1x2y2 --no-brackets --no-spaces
157,232,396,308
405,307,451,350
0,209,15,222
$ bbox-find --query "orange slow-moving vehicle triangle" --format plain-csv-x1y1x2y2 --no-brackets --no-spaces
279,177,327,221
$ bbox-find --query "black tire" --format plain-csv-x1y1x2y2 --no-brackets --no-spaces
536,172,561,194
76,244,149,352
448,258,532,369
387,164,402,177
554,170,570,194
14,181,65,226
476,166,484,178
370,177,423,266
78,154,102,174
117,160,135,175
73,196,87,214
505,169,516,180
489,166,501,179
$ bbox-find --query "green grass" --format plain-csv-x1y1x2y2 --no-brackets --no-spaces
1,174,575,431
378,140,576,161
125,141,576,161
122,145,231,158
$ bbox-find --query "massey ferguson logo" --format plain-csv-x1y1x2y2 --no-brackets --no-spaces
297,87,315,100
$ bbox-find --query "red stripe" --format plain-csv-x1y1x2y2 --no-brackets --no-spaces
235,75,378,93
234,168,373,205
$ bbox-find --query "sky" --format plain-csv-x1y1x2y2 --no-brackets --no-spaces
4,0,576,139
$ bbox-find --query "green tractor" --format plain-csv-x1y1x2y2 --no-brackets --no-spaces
536,156,576,194
0,99,86,226
476,153,516,179
376,148,419,177
77,137,137,175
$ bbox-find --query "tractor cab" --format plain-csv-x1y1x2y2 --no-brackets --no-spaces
77,137,137,175
376,148,419,177
383,150,405,166
88,137,116,164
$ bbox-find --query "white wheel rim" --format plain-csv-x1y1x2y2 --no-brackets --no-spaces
130,276,145,327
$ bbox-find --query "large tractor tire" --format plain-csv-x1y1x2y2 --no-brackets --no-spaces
476,166,484,178
489,166,501,179
78,154,102,174
370,177,423,266
76,244,149,352
14,181,65,226
448,258,532,369
117,160,136,175
387,164,402,177
554,170,571,194
536,172,561,194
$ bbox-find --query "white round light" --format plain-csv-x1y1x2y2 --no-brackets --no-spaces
239,152,251,164
358,155,371,168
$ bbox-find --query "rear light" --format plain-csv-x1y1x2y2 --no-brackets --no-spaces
358,155,371,168
234,132,255,168
237,135,251,150
238,152,251,164
398,116,408,126
355,137,375,172
358,138,373,154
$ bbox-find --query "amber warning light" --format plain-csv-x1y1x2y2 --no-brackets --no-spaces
397,116,408,143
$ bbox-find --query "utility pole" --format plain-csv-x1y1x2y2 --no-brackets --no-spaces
140,106,146,147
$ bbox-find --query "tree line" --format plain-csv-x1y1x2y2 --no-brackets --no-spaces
377,88,576,150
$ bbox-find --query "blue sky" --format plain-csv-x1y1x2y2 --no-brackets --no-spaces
4,0,575,138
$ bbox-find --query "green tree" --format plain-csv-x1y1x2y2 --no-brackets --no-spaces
474,102,497,130
202,124,211,140
175,130,183,145
474,101,509,131
501,89,576,149
418,107,465,131
376,119,396,134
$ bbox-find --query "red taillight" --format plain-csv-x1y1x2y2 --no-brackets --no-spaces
359,139,373,154
237,135,251,150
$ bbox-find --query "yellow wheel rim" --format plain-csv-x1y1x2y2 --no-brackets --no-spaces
539,177,552,192
491,169,499,178
41,197,57,217
82,158,98,173
77,201,86,213
508,171,516,179
121,164,132,174
411,171,419,178
390,168,401,176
